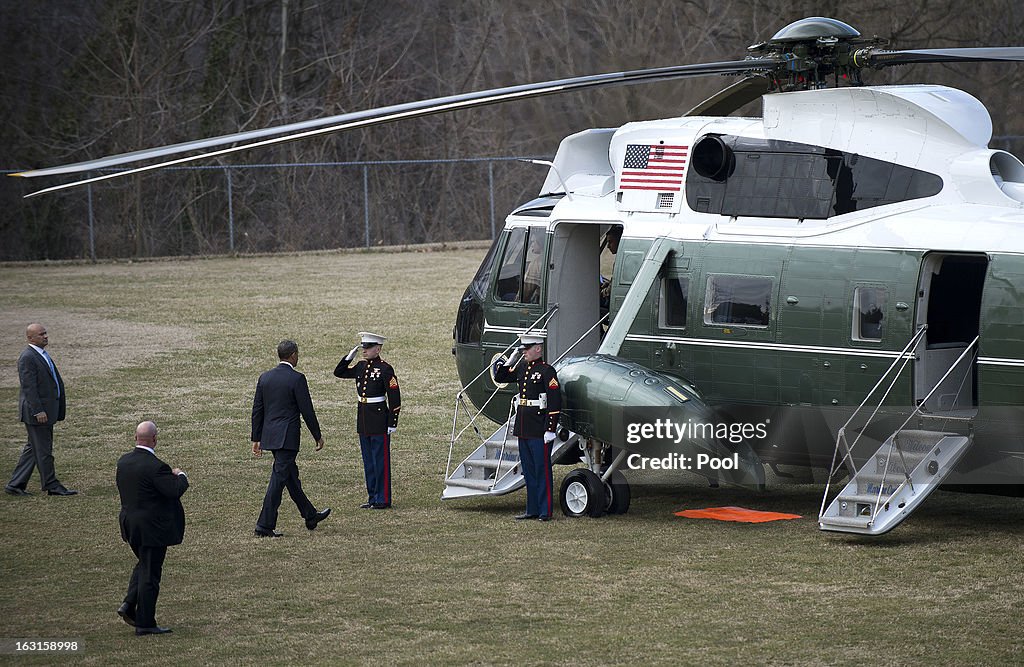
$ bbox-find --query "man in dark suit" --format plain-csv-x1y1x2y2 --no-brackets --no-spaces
251,339,331,537
5,322,77,496
116,421,189,636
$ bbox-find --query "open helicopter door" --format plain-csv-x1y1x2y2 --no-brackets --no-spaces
914,253,987,413
545,222,612,360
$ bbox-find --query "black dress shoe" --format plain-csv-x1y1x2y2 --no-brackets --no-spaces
4,486,30,496
359,502,373,509
46,486,78,496
254,528,283,538
117,603,136,627
135,626,172,635
515,513,538,520
305,507,331,530
537,516,551,522
370,503,390,510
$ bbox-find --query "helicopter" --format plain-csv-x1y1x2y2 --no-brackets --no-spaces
13,17,1024,535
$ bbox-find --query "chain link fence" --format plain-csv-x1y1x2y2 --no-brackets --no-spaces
1,157,549,261
5,136,1024,262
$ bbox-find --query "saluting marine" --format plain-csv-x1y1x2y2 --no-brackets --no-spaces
493,333,562,521
334,332,401,509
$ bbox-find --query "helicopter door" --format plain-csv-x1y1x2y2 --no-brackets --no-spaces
546,222,604,361
914,253,987,413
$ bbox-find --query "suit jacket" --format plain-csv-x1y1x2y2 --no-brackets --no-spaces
251,362,322,450
18,346,66,425
116,448,188,548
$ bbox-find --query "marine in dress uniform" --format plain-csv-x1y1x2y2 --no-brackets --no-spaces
492,333,562,521
334,332,401,509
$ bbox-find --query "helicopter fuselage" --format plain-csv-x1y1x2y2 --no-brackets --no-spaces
453,84,1024,487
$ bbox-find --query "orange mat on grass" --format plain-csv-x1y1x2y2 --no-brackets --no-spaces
674,506,802,523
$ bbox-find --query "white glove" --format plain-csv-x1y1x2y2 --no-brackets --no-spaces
544,431,556,444
388,427,397,435
505,349,522,368
345,345,360,361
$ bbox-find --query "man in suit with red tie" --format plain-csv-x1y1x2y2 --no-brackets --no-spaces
334,332,401,509
251,339,331,537
116,421,189,635
5,323,76,496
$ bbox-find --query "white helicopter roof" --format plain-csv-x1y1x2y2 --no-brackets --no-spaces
525,84,1024,255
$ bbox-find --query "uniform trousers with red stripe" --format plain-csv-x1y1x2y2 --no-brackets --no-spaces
518,437,553,518
359,434,391,506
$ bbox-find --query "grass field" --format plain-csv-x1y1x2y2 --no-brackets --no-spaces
0,247,1022,666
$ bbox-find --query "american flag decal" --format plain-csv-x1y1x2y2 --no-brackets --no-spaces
620,144,687,191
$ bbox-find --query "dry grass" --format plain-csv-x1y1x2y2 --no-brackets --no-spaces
0,249,1022,666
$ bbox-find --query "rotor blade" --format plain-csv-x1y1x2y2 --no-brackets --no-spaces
13,57,778,189
684,75,772,116
859,47,1024,68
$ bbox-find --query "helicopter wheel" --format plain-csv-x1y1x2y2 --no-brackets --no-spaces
604,470,631,515
559,469,606,518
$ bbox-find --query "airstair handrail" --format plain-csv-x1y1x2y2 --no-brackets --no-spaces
554,313,609,365
866,335,976,520
820,325,927,516
838,325,928,446
455,304,559,398
819,334,979,522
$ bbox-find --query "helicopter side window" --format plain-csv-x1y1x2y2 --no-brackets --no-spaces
686,135,943,220
494,228,527,302
704,274,772,328
660,275,690,328
852,286,887,341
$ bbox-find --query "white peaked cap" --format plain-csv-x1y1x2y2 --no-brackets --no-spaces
518,333,545,347
359,331,387,345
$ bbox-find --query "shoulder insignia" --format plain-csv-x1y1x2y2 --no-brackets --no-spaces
389,377,399,389
548,378,559,389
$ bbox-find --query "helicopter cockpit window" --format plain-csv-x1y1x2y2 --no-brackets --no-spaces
495,228,527,302
660,276,690,328
853,286,887,341
469,238,500,299
494,227,544,304
521,231,544,304
704,274,772,328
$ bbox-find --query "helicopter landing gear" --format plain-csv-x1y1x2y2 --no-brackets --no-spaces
559,440,630,518
604,469,631,515
559,469,606,517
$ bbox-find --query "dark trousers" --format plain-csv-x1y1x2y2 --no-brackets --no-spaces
519,437,553,518
257,448,315,530
359,434,391,506
124,543,167,628
7,423,60,491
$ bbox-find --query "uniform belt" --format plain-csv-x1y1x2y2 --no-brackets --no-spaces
518,398,545,407
358,396,387,404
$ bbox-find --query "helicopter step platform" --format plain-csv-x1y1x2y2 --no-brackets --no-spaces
443,421,579,499
819,429,972,536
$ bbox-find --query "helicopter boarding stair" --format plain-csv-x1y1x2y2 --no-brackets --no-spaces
819,328,978,535
443,305,585,500
442,399,580,499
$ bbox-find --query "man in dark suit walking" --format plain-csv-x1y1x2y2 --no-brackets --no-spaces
5,322,77,496
116,421,189,636
251,339,331,537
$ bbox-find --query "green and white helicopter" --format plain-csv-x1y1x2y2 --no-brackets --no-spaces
16,17,1024,535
